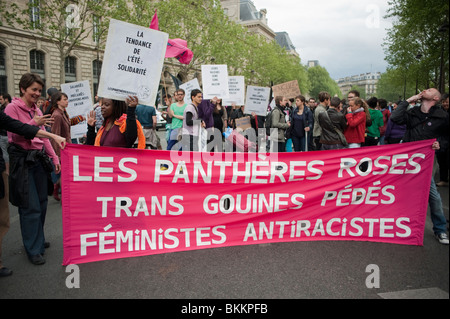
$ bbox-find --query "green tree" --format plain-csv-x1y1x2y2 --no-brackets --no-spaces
383,0,449,92
307,65,341,99
377,68,420,102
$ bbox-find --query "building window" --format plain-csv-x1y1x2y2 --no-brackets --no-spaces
29,49,46,95
93,15,100,43
92,59,102,96
65,56,77,83
0,45,7,94
29,0,41,29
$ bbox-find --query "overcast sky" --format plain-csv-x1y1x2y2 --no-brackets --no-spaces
254,0,394,80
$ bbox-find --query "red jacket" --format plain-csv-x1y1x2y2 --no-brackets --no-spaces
344,110,366,144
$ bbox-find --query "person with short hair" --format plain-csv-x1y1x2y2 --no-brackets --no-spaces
391,88,449,244
312,91,330,150
3,73,67,266
364,97,384,146
319,96,347,150
182,89,205,151
86,96,145,149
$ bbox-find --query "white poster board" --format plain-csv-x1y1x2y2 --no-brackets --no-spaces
201,65,229,100
222,76,245,106
179,78,201,104
244,86,271,116
97,19,168,106
61,80,92,139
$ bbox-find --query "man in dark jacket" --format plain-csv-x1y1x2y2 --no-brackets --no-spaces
391,88,449,244
319,97,347,150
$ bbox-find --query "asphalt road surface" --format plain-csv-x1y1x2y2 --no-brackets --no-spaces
1,130,448,303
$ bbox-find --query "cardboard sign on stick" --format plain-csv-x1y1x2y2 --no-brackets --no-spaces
272,80,301,99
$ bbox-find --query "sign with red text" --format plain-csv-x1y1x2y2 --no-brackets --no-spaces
61,140,434,265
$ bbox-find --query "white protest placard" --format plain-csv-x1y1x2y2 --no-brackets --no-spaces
223,76,245,106
201,65,229,100
179,78,201,104
61,80,92,139
245,86,271,116
97,19,168,106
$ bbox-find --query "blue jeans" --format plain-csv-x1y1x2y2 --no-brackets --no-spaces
18,162,48,257
429,177,447,235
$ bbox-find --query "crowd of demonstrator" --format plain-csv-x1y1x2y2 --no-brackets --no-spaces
0,72,448,277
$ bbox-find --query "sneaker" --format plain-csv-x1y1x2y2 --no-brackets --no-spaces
0,267,13,277
436,233,449,245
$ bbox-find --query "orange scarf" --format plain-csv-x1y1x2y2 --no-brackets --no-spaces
95,114,146,149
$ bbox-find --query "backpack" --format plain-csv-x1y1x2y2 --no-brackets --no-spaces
264,106,284,136
265,109,274,136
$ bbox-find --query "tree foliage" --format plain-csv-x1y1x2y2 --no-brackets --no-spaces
307,66,342,99
383,0,449,92
1,0,313,94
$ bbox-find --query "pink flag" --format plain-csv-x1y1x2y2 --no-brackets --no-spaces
150,10,193,65
149,9,159,30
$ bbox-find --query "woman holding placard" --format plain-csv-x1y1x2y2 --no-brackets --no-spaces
86,96,146,149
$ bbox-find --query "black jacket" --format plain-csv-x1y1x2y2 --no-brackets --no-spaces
390,101,449,149
0,111,40,199
318,108,347,145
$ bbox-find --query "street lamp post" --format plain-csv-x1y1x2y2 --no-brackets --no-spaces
438,23,449,93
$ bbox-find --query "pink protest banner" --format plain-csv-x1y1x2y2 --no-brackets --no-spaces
61,140,435,265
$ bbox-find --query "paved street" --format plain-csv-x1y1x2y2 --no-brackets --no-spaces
0,129,448,301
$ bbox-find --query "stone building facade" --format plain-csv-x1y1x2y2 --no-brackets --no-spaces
0,0,186,102
336,72,382,98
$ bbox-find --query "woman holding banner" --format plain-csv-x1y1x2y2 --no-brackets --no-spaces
86,96,145,149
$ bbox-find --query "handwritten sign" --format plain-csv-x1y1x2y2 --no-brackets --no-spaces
179,78,201,104
61,80,92,139
97,19,168,106
223,76,245,106
245,86,271,116
201,65,229,100
272,80,301,99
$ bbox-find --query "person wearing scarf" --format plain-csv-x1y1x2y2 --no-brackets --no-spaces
86,96,145,149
